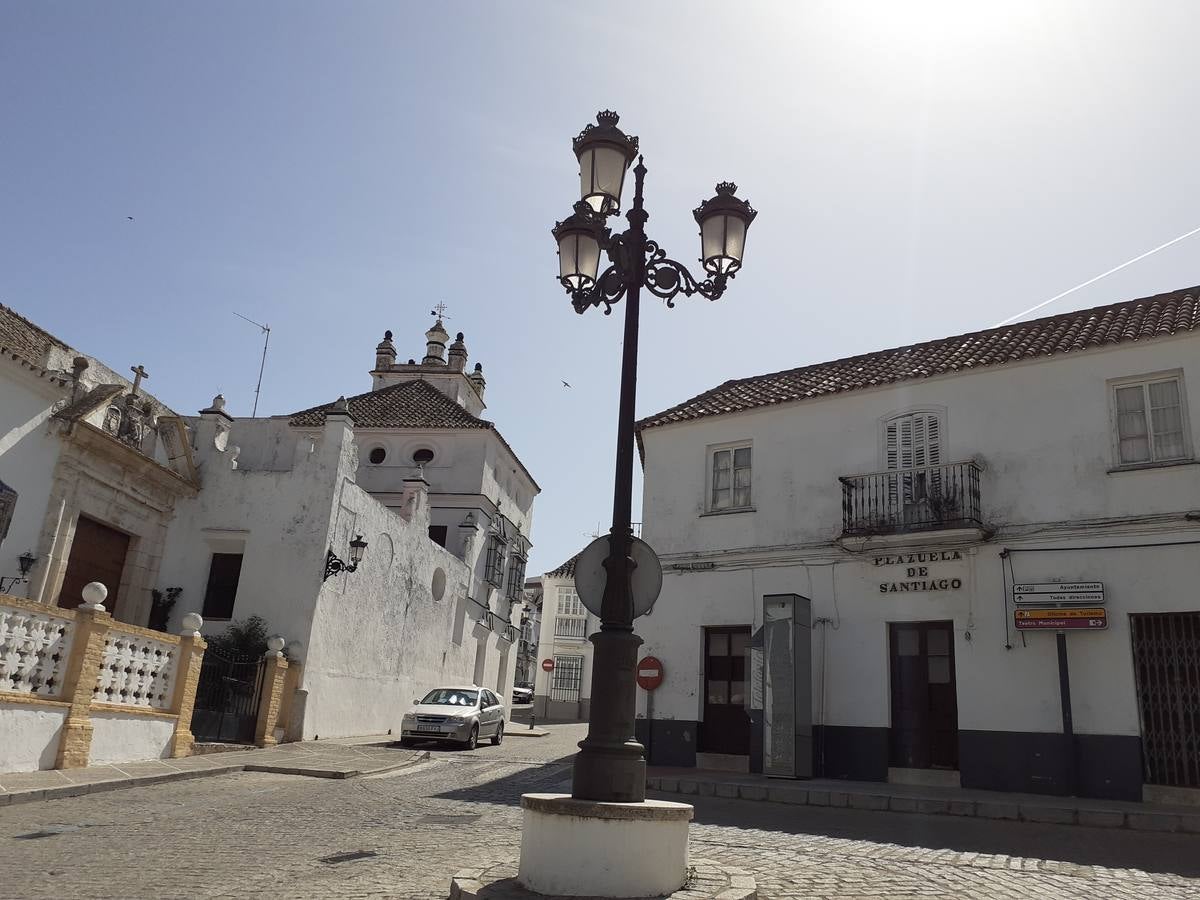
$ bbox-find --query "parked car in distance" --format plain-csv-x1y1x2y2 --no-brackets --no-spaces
511,683,534,704
400,685,505,749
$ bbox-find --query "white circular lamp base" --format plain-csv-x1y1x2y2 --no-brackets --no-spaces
517,793,693,898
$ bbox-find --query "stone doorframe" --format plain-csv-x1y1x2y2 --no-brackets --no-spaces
27,422,196,626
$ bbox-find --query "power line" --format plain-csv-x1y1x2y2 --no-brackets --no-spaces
993,223,1200,327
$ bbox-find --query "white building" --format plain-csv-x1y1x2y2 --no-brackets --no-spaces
0,304,198,623
532,551,598,721
516,577,543,688
1,303,539,744
156,317,539,739
634,285,1199,803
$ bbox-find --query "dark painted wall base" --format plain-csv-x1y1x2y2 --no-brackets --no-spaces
960,730,1143,802
813,725,889,782
643,718,1144,801
639,718,698,768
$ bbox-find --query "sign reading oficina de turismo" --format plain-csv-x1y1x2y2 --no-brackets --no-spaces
1014,607,1107,630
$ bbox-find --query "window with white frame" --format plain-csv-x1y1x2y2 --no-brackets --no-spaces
1112,375,1190,465
555,586,587,639
708,444,752,511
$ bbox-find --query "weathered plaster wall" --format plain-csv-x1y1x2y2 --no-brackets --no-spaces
158,415,343,644
301,474,511,739
0,368,62,594
87,711,174,765
642,333,1200,555
0,704,65,772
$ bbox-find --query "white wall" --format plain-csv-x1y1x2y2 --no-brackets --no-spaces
87,711,174,765
0,367,64,593
0,704,65,772
642,333,1200,556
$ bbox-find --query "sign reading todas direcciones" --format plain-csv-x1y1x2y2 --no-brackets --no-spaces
1014,607,1107,630
1013,581,1105,606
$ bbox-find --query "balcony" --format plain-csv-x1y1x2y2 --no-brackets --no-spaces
839,460,984,540
554,616,589,640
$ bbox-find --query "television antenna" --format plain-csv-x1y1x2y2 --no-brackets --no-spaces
232,311,271,416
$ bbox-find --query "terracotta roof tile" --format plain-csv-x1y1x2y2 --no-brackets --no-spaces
289,379,493,429
637,286,1199,432
546,550,583,579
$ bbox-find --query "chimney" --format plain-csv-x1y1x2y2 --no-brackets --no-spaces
469,362,486,398
195,393,235,458
448,332,468,373
374,330,396,370
423,319,449,365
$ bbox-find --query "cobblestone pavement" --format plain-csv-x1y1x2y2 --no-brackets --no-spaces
1,724,1198,899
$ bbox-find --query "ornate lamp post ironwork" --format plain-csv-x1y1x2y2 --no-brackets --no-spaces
553,111,755,803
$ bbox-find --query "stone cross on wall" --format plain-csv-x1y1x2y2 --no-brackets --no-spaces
130,365,149,396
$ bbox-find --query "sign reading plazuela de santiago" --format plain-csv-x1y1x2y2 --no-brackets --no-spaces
874,550,964,593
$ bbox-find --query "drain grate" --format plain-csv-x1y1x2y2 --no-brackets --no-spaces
319,850,379,865
417,814,481,825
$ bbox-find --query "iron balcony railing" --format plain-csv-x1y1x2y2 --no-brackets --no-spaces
839,460,983,536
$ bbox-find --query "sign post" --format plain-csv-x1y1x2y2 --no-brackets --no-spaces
1057,633,1075,796
637,656,663,765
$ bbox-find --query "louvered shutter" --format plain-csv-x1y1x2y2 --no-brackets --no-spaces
885,412,943,508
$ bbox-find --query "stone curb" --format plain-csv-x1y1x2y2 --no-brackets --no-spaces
449,858,756,899
0,750,430,807
645,776,1200,834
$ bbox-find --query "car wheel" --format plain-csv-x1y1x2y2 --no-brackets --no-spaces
464,724,478,750
491,720,504,746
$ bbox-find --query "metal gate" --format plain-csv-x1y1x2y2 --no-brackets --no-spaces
192,649,265,744
1131,612,1200,788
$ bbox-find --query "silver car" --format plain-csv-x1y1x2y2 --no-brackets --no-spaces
400,685,505,749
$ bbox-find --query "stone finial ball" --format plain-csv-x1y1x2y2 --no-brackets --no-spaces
81,582,108,606
266,635,286,653
181,612,204,633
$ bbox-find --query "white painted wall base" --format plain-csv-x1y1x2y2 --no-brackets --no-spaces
0,704,65,772
518,793,693,898
87,711,174,766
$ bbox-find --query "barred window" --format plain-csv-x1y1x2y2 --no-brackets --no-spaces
505,554,527,602
483,537,506,587
551,655,583,702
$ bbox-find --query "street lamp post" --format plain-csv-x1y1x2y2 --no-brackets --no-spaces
553,111,756,804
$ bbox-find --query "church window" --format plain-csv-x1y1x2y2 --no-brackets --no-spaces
412,448,435,465
368,447,387,465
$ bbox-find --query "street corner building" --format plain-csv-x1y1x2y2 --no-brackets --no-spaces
0,307,538,769
632,285,1200,804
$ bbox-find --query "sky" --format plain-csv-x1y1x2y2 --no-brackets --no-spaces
3,2,1199,577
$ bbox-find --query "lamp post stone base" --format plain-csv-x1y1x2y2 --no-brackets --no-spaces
513,793,695,898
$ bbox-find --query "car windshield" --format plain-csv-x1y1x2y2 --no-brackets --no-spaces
420,689,479,707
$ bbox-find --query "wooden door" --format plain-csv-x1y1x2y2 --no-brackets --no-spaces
889,621,958,769
700,626,751,755
57,516,130,610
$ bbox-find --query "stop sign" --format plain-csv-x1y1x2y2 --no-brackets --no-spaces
541,658,554,672
636,656,664,691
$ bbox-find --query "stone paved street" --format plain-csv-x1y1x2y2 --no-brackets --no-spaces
1,724,1197,899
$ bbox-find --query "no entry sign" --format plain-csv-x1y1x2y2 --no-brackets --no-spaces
636,656,664,691
541,658,555,672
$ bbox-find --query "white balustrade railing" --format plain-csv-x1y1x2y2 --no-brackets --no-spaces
94,628,179,709
0,602,76,698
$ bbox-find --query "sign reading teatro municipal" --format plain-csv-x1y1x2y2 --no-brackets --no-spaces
874,550,964,593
